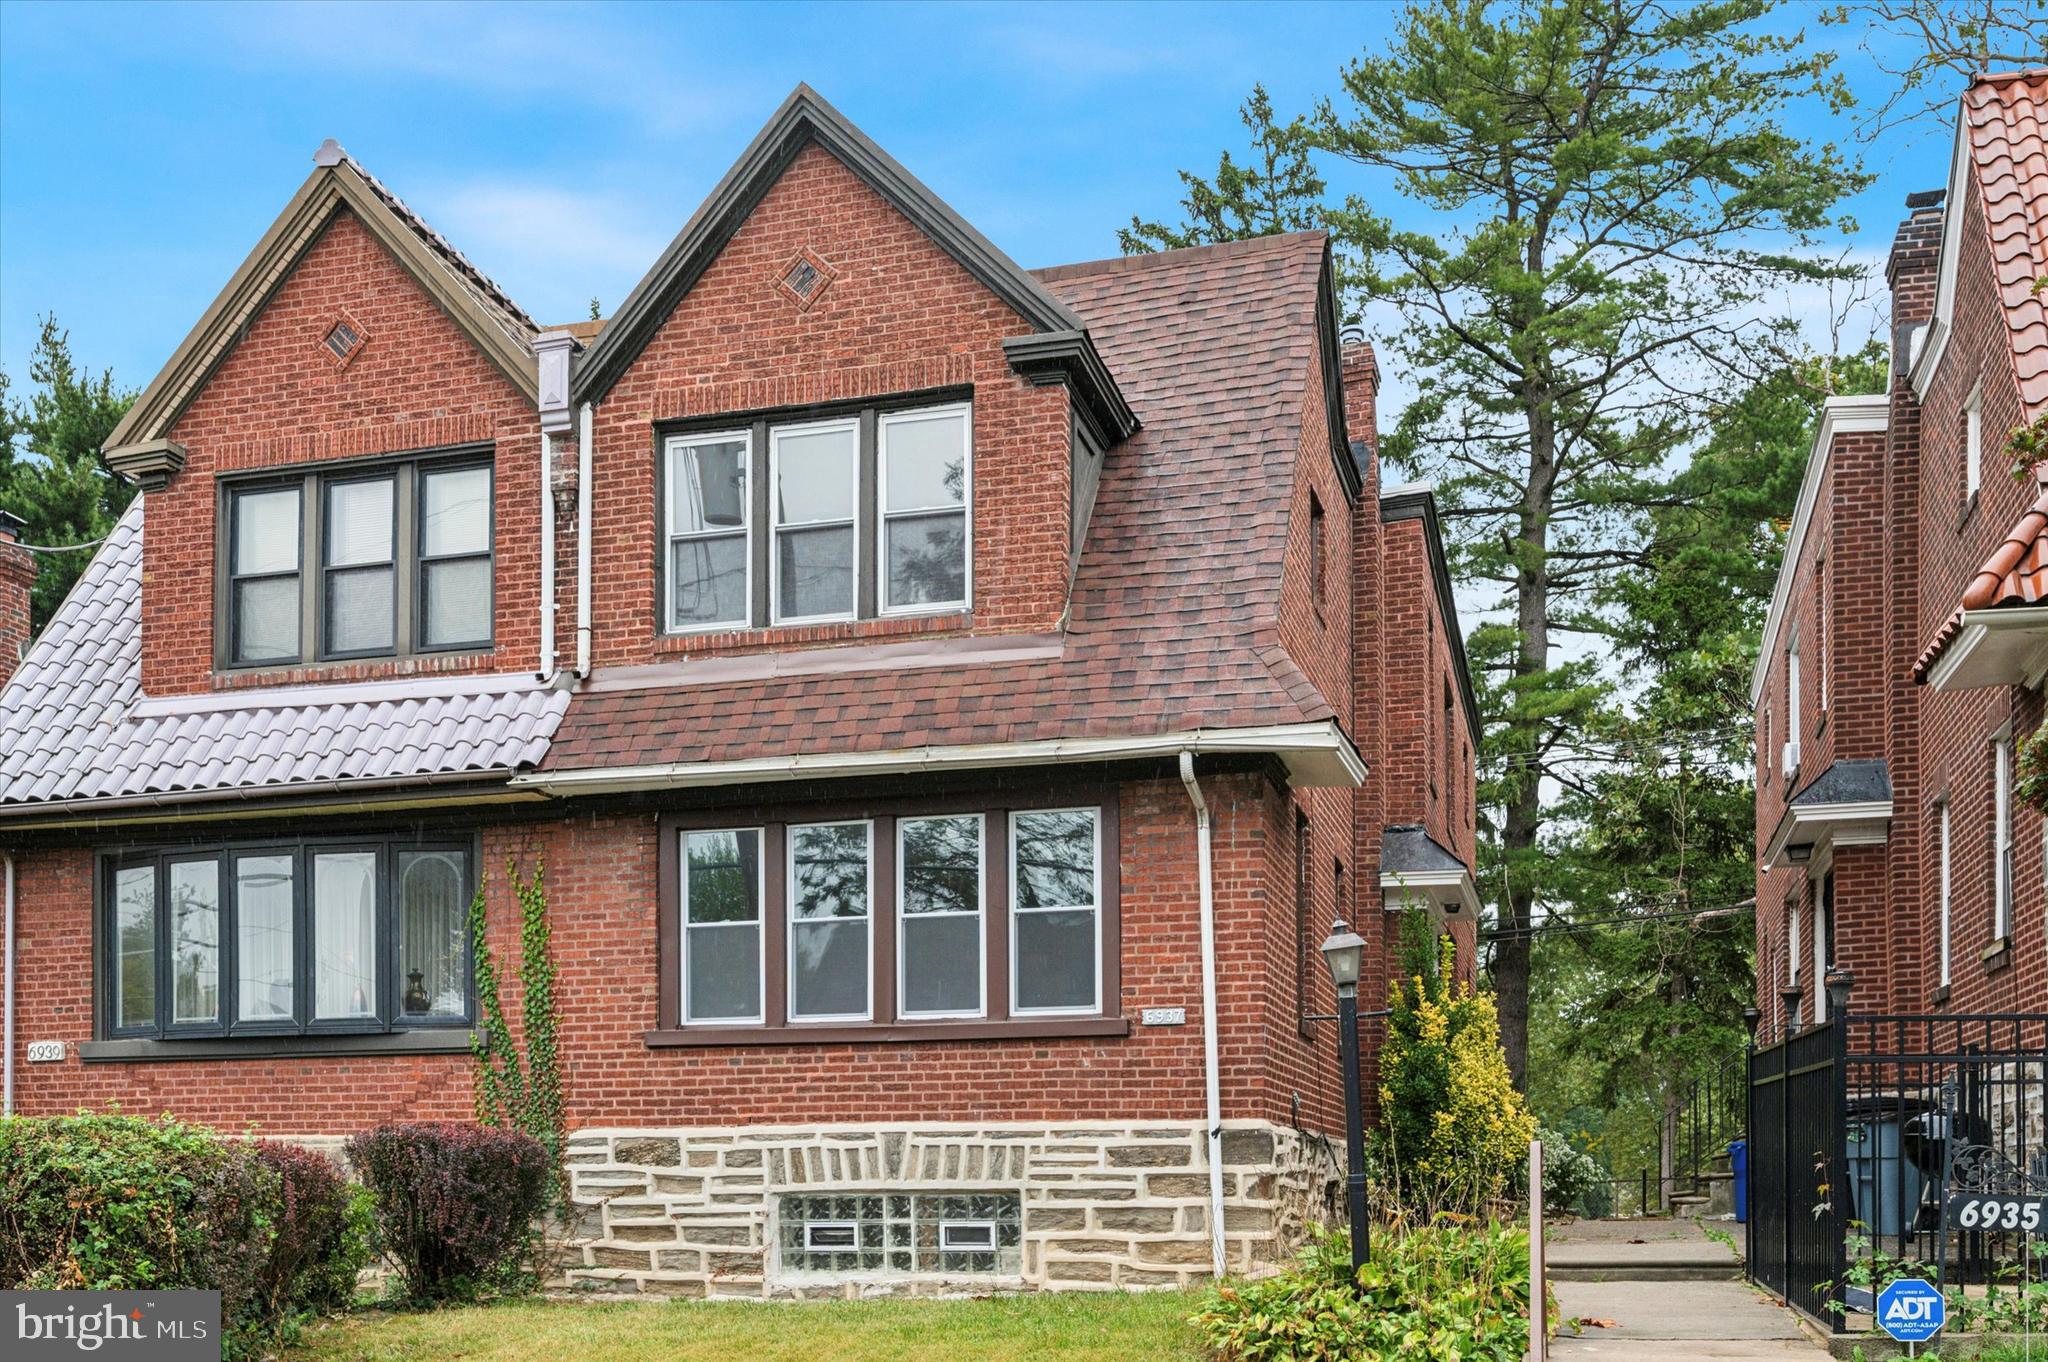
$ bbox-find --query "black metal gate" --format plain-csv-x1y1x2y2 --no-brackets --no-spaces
1748,1012,2048,1331
1747,1016,1846,1324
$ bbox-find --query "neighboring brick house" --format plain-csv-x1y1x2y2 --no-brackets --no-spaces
1754,70,2048,1034
0,87,1480,1296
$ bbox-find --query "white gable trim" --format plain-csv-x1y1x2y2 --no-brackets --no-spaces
1750,395,1892,706
1909,121,1972,403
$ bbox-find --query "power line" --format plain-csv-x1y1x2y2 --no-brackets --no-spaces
11,536,106,554
1479,897,1755,942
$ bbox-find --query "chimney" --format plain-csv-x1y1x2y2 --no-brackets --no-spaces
0,511,34,687
1888,189,1947,350
1339,336,1380,458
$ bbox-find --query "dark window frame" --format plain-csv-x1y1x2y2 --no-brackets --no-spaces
1308,490,1326,620
651,787,1123,1046
215,446,495,671
94,832,478,1044
654,390,973,637
1295,811,1314,1042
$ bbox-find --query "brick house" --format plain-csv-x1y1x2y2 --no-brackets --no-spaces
0,87,1479,1296
1754,70,2048,1034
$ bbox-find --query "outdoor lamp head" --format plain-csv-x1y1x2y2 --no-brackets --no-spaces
1824,968,1854,1018
1780,986,1805,1031
1319,918,1366,998
1742,1007,1761,1041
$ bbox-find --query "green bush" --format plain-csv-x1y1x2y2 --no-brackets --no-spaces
1194,1222,1538,1361
1534,1132,1607,1217
1378,917,1536,1213
0,1113,372,1359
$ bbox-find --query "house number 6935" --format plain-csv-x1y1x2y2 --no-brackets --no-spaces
1947,1195,2045,1231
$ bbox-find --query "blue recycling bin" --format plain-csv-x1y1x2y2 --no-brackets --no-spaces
1729,1139,1748,1224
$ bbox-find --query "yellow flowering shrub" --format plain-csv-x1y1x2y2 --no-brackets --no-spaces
1378,927,1535,1214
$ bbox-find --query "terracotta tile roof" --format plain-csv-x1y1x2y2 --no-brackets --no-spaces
1963,69,2048,419
0,504,567,811
541,232,1340,773
1912,481,2048,680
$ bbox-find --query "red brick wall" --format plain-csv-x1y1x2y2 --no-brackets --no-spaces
579,144,1071,669
9,774,1365,1136
0,528,31,686
143,210,542,696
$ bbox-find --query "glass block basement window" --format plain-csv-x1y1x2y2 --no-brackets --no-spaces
779,1192,1022,1275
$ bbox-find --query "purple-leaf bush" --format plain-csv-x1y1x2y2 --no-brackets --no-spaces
348,1122,551,1302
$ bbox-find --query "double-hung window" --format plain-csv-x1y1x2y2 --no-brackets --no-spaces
221,449,493,668
664,800,1112,1037
773,421,861,623
898,814,985,1019
660,399,971,633
878,405,970,613
102,836,473,1041
665,432,752,631
1009,809,1102,1014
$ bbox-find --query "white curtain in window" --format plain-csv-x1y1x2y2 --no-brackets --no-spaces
236,854,296,1022
314,851,378,1018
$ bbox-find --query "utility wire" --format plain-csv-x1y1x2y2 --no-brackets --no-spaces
1479,898,1755,942
11,536,105,554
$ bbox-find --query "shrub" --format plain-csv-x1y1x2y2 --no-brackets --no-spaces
1534,1132,1606,1217
0,1113,367,1359
1377,921,1536,1213
252,1142,375,1319
349,1122,550,1303
1194,1222,1539,1361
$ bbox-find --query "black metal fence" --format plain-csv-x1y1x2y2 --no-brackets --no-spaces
1748,1012,2048,1330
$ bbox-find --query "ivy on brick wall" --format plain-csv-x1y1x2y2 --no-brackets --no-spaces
470,860,565,1205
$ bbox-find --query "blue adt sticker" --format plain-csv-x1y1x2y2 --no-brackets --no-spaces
1876,1278,1945,1343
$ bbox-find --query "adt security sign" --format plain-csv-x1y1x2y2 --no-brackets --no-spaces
1876,1278,1945,1344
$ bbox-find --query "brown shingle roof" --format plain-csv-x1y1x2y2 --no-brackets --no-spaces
541,231,1339,774
1964,69,2048,419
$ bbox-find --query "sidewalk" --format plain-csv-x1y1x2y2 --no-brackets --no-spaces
1546,1219,1828,1360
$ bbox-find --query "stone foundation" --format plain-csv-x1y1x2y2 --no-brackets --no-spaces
560,1119,1340,1297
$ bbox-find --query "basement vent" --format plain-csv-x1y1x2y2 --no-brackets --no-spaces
323,319,363,365
785,259,821,299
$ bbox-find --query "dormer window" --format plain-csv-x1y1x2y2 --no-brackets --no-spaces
661,398,970,634
220,450,493,669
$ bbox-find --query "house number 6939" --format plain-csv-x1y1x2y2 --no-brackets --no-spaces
1947,1195,2045,1231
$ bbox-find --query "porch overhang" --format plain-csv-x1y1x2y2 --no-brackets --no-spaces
1378,823,1481,923
1763,758,1893,871
1922,606,2048,691
512,720,1369,795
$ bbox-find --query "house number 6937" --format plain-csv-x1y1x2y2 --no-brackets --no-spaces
1947,1195,2045,1232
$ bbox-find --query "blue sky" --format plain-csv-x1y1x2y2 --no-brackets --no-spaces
0,0,1955,419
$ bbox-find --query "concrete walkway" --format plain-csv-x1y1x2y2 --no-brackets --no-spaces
1546,1220,1828,1360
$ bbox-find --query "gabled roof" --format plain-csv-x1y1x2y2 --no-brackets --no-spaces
1965,68,2048,419
1914,475,2048,683
1910,68,2048,415
0,503,567,819
571,84,1099,405
103,141,540,455
538,232,1355,783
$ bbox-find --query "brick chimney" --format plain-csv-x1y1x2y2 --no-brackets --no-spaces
1888,189,1946,345
0,510,34,687
1339,336,1380,463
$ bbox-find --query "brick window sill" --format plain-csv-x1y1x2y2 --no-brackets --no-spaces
654,612,973,659
212,651,496,691
79,1029,478,1063
644,1016,1131,1048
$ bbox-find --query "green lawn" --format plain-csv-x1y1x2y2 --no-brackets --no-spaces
285,1290,1209,1362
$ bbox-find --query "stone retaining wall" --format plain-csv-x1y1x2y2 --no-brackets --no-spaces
560,1119,1340,1297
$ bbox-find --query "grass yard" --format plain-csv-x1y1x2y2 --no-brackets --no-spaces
284,1290,1209,1362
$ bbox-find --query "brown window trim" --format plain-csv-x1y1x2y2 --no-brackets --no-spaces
652,787,1122,1045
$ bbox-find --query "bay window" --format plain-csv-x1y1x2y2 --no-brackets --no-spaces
100,836,474,1041
659,398,972,634
658,796,1118,1041
219,448,493,668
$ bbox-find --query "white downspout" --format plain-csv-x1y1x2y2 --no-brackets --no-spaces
1179,752,1227,1279
576,403,594,678
539,430,556,679
4,853,15,1117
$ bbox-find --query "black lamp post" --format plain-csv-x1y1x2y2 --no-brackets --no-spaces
1318,917,1370,1278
